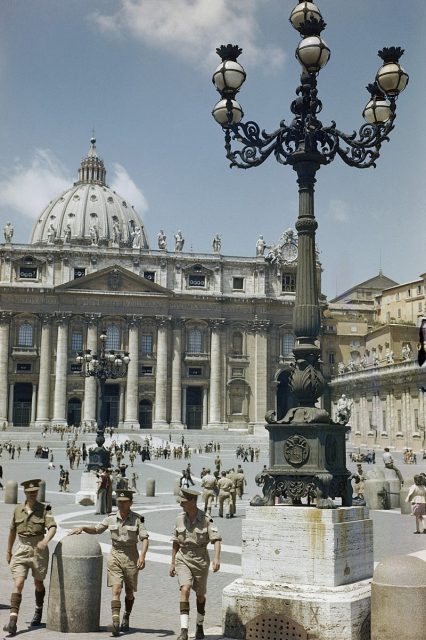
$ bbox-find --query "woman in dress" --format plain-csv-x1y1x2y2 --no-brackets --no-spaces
405,474,426,533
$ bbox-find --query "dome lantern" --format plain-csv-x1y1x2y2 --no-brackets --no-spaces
76,137,107,186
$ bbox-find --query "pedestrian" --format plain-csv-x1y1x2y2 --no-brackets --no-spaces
0,462,3,489
382,447,404,485
405,474,426,534
63,470,70,492
3,479,57,636
235,465,247,499
69,490,149,636
131,472,139,495
201,469,217,515
170,488,221,640
217,470,233,518
58,465,65,491
96,468,109,515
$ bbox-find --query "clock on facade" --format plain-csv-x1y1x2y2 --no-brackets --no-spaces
282,242,298,262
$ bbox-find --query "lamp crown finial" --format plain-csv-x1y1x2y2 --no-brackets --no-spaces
378,46,405,63
216,44,243,62
297,16,326,36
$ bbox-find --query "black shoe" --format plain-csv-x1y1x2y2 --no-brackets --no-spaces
112,619,120,636
30,608,43,626
3,618,17,635
120,614,130,632
177,630,188,640
195,624,205,639
225,514,230,519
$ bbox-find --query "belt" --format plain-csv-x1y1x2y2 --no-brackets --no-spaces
18,535,43,544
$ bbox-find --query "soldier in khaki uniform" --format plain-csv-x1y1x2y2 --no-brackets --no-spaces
70,489,148,636
227,468,238,517
4,479,57,636
200,469,217,515
235,465,247,499
217,470,234,518
170,488,221,640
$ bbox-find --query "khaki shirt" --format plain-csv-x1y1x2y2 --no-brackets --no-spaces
235,472,246,487
201,474,217,491
217,477,233,495
10,501,56,538
227,472,237,491
172,509,221,555
96,510,149,551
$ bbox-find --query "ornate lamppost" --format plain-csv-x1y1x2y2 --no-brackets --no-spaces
77,329,130,470
212,1,408,508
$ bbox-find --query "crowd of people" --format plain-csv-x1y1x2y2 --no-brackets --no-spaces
235,445,260,462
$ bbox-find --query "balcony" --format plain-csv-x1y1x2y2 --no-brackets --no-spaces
184,352,210,363
227,353,250,365
11,346,38,360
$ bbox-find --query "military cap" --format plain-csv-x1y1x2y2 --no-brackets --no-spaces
116,490,134,502
176,488,200,503
21,479,41,492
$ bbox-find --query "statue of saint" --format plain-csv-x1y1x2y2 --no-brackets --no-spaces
89,223,99,246
132,226,142,248
256,235,266,256
47,223,56,244
63,223,71,244
157,230,167,250
174,230,184,252
335,394,353,425
402,343,412,361
212,233,221,253
112,220,121,244
337,362,345,375
385,349,394,364
3,222,13,243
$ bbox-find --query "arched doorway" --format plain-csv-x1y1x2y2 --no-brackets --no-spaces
13,383,32,426
276,370,294,421
67,397,82,426
139,399,152,428
186,387,202,429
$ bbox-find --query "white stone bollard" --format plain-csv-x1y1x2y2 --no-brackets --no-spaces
146,478,155,497
383,467,401,508
4,480,18,504
364,478,390,510
37,479,46,503
47,535,103,632
371,555,426,639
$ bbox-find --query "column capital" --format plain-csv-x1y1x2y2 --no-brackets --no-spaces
0,311,12,325
155,315,172,328
126,315,143,329
248,318,271,334
84,313,102,327
38,313,53,326
55,312,72,326
209,318,226,331
172,317,185,330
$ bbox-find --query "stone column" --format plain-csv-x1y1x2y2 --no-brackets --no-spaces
202,387,208,427
182,387,187,427
8,384,14,425
31,383,37,425
52,315,69,425
83,317,98,425
250,320,270,430
208,319,224,428
406,390,412,434
0,313,11,424
36,314,52,425
153,316,170,429
124,317,140,428
170,319,183,428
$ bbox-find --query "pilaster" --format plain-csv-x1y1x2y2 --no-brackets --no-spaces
207,318,225,429
124,315,141,428
0,312,12,424
153,315,170,429
52,314,70,425
170,318,184,428
35,314,52,425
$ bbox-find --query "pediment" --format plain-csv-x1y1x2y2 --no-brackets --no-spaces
55,265,171,295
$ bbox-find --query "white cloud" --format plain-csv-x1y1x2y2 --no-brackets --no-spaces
110,163,148,216
0,149,71,219
327,198,350,223
91,0,286,72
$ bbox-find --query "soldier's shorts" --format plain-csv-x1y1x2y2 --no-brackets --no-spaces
176,553,209,594
10,537,49,581
107,549,139,591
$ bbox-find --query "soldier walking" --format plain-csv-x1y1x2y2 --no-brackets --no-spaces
200,469,217,515
217,470,233,518
235,465,247,499
170,488,221,640
70,489,148,636
3,479,57,636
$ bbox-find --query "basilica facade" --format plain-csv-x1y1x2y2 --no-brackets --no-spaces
0,139,315,431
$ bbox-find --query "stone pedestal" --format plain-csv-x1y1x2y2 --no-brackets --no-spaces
75,471,98,506
223,506,373,640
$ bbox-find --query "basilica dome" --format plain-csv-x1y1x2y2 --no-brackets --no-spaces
29,139,149,249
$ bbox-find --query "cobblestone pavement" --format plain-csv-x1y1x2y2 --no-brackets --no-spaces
0,428,425,639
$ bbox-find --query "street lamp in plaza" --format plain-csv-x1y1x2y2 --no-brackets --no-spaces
77,329,130,470
212,2,408,507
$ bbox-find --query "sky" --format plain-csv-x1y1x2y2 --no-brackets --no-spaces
0,0,423,299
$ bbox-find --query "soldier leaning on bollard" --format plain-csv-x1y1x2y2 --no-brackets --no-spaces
4,479,57,636
170,488,222,640
69,489,149,636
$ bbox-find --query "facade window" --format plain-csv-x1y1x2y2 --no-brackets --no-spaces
281,333,295,357
17,363,32,372
74,268,85,279
18,323,33,347
144,271,155,282
188,274,206,288
106,324,121,350
141,334,153,355
328,352,336,365
396,292,400,301
19,266,37,279
141,366,153,375
188,328,203,353
233,277,244,290
232,331,243,355
397,308,401,318
71,331,83,352
407,289,412,297
230,382,245,414
281,274,296,292
189,367,202,376
417,285,422,295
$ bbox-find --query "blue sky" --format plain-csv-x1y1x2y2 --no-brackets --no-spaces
0,0,423,298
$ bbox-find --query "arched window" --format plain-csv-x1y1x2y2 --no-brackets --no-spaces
188,328,203,354
232,331,243,355
18,323,33,347
106,324,121,351
281,333,295,357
